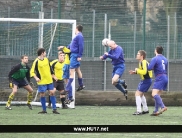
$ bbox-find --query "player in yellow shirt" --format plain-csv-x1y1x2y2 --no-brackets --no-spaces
57,46,71,85
129,50,153,115
30,48,60,114
48,50,68,109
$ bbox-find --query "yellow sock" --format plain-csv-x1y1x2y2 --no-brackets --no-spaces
6,93,14,107
27,92,33,104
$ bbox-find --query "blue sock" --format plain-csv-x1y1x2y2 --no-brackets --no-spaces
66,78,73,91
40,97,46,111
153,97,159,112
69,86,73,100
154,94,165,109
50,96,56,110
115,84,125,94
78,78,83,86
118,79,124,85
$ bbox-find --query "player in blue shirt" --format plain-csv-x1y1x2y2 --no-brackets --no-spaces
64,25,85,104
148,46,168,116
100,40,128,100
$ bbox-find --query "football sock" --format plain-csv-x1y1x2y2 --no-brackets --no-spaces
69,86,73,100
154,98,159,113
48,95,51,105
6,93,14,106
141,95,148,111
61,97,66,107
50,96,56,110
66,78,73,91
66,78,73,100
27,92,33,104
136,96,142,112
118,79,124,85
115,83,125,94
78,78,83,86
40,97,46,111
154,94,165,109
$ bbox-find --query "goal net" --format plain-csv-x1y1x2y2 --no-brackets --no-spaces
0,18,76,109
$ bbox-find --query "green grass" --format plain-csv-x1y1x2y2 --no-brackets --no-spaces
0,105,182,138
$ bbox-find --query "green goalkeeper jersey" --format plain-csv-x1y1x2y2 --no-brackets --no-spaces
8,63,30,82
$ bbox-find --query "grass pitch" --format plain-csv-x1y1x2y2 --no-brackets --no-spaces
0,105,181,138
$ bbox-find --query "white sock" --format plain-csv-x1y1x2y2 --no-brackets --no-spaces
136,96,142,112
141,95,148,111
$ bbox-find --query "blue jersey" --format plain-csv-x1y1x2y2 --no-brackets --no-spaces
103,46,125,65
68,32,84,58
148,54,168,77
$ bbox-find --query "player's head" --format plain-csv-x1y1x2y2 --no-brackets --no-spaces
76,24,83,34
37,48,46,57
58,51,65,63
137,50,146,60
155,46,163,55
107,40,116,49
21,55,28,64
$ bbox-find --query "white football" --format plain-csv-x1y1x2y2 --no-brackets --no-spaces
102,38,109,46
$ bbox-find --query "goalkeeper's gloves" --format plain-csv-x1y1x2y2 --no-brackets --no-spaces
9,82,13,88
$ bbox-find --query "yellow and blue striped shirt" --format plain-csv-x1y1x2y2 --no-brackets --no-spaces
136,59,153,80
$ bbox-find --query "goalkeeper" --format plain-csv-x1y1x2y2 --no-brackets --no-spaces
6,55,34,110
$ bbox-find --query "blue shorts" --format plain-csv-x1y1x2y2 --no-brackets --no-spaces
112,63,125,78
137,79,152,92
70,53,80,69
38,83,54,92
12,78,28,88
153,74,168,91
63,64,70,79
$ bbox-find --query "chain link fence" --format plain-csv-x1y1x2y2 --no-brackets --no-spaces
0,0,182,91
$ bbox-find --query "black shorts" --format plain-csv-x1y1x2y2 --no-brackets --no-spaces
12,78,28,88
53,80,64,91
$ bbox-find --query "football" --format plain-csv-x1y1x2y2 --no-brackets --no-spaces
102,38,109,46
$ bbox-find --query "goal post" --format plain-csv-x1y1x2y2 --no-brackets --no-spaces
0,18,76,109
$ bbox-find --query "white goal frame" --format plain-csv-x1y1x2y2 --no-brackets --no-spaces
0,18,76,109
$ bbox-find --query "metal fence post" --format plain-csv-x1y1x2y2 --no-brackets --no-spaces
174,12,177,59
142,0,146,50
167,15,170,92
104,13,107,91
134,11,136,58
7,7,10,55
92,10,95,58
38,12,44,48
